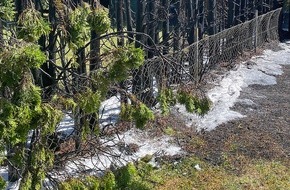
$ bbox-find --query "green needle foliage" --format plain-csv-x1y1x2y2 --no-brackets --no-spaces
157,89,177,115
67,5,91,49
0,177,6,189
133,103,155,129
77,88,102,114
17,8,51,42
60,178,90,190
0,42,62,189
116,162,138,188
177,90,211,115
0,0,15,20
102,171,116,190
108,45,144,82
67,4,111,50
0,44,46,88
120,102,155,129
87,8,111,34
157,88,211,116
88,45,155,130
59,161,158,190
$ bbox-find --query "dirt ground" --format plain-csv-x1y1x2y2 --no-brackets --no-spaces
159,43,290,172
197,64,289,162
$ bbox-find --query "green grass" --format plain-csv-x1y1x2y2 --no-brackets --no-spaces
151,156,290,190
57,140,290,190
144,157,290,190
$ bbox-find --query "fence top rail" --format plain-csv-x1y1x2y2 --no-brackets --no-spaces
183,8,282,51
145,7,282,64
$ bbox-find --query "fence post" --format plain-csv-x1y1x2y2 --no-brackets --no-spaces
194,22,199,83
266,10,276,41
255,10,258,52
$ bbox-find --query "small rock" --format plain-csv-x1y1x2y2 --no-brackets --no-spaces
194,164,201,171
245,60,256,69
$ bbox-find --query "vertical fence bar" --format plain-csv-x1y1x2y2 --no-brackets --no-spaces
266,11,275,41
194,22,199,83
255,9,259,52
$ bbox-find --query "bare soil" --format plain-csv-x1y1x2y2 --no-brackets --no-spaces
196,64,290,163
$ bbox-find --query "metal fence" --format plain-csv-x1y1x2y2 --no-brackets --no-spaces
64,7,283,174
139,8,282,97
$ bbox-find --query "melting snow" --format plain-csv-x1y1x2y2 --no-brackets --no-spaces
66,128,182,175
174,42,290,131
99,95,121,126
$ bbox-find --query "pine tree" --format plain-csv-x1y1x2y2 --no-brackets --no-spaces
0,1,213,188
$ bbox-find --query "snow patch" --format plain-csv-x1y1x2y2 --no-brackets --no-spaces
0,168,20,190
174,42,290,131
0,168,8,182
56,113,75,136
99,94,121,126
66,128,182,174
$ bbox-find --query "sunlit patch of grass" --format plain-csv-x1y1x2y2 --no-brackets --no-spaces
155,177,194,190
152,156,290,190
154,157,232,190
225,160,290,190
163,126,176,136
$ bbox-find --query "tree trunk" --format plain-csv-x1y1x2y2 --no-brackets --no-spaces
90,0,101,72
116,0,128,104
227,0,235,28
198,0,205,37
147,0,156,58
207,0,219,66
125,0,133,42
7,0,29,181
207,0,217,35
90,33,100,71
73,0,85,76
173,1,181,53
171,0,182,84
162,0,170,53
116,0,124,46
7,144,21,182
0,18,3,50
160,0,170,89
141,0,156,106
187,0,195,45
41,0,56,99
74,52,86,151
132,0,143,100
